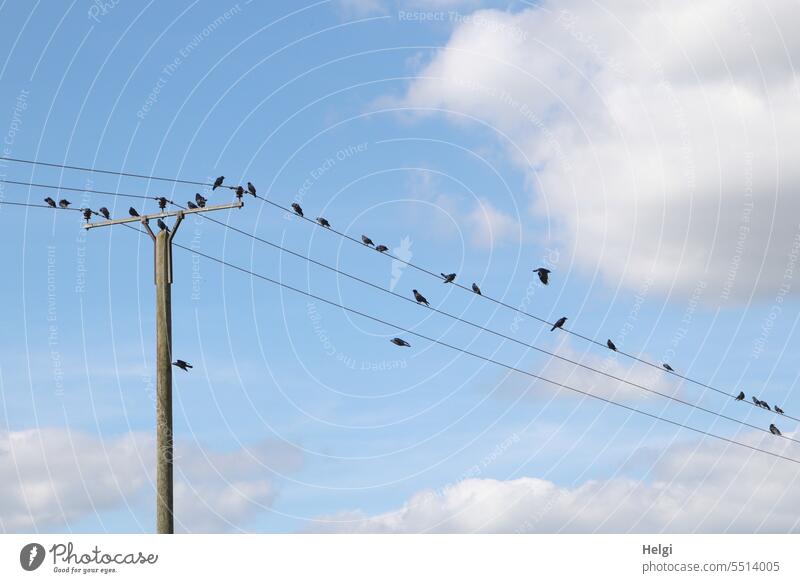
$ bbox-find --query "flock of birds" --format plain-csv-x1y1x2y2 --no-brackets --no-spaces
46,177,790,438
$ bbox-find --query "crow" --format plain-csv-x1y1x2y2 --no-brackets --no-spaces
761,401,772,411
775,406,785,415
157,219,169,231
770,423,782,436
375,245,388,253
413,289,429,306
441,273,456,284
82,208,93,222
607,339,617,351
44,197,56,208
735,391,745,401
362,235,375,247
195,193,207,208
129,207,140,217
472,283,482,295
316,217,331,228
752,396,761,406
157,197,168,210
172,359,193,371
662,363,674,372
213,176,224,190
291,202,303,217
551,317,567,331
247,182,256,197
390,337,411,347
58,199,71,208
235,185,245,199
187,201,198,209
533,267,551,285
99,207,110,219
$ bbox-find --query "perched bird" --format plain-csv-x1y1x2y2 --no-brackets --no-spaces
390,337,411,348
533,267,551,285
441,273,456,284
735,391,745,401
662,363,674,372
58,199,71,208
235,185,245,199
752,396,761,406
551,317,567,332
187,201,198,209
212,176,224,190
362,235,375,247
375,245,389,253
99,207,110,219
761,401,772,411
157,196,168,210
291,202,303,217
413,289,429,307
157,219,169,231
769,423,782,436
775,406,785,415
44,197,56,208
129,207,140,217
607,339,617,351
172,359,193,371
316,217,331,228
82,208,92,222
247,182,256,197
195,193,207,208
472,283,482,295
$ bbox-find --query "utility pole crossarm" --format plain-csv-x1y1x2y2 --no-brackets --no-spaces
82,200,243,229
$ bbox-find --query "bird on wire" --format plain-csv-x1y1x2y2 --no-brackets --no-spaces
607,339,617,351
172,359,193,371
390,337,411,347
195,193,207,208
362,235,375,247
441,273,456,284
129,207,140,217
551,317,567,331
472,283,482,295
58,199,71,208
736,391,745,401
662,363,674,372
212,176,224,190
291,202,303,217
157,197,168,210
413,289,430,306
44,197,56,208
375,244,388,253
247,182,256,197
235,185,245,199
316,217,331,228
533,268,551,285
770,423,782,436
187,201,198,209
776,406,785,415
99,207,110,219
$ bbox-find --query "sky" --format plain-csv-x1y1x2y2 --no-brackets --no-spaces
1,0,800,533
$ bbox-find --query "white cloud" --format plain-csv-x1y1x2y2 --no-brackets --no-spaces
310,431,800,532
399,0,800,301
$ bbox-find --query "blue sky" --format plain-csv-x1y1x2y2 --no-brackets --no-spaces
2,0,800,533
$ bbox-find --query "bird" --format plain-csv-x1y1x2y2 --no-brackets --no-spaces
157,196,168,210
551,317,567,331
291,202,303,217
129,207,140,217
362,235,375,247
390,337,411,347
58,199,71,208
212,176,224,190
441,273,456,284
43,197,56,208
735,391,745,401
82,208,92,222
99,207,110,219
316,217,331,228
375,245,389,253
769,423,782,436
187,201,198,210
533,267,551,285
761,401,772,411
172,359,193,371
235,185,245,199
775,406,785,415
662,363,674,372
607,339,617,351
247,182,256,197
157,219,169,231
195,193,207,208
413,289,429,306
472,283,482,295
752,396,761,406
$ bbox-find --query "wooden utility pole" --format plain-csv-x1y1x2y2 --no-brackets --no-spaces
84,199,243,533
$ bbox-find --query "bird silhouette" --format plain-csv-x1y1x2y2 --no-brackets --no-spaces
362,235,375,247
775,406,785,415
99,207,110,219
533,268,551,285
413,289,429,306
735,391,745,401
390,337,411,347
58,199,71,208
129,207,140,217
551,317,567,331
607,339,617,351
472,283,482,295
44,197,56,208
195,193,207,208
157,219,169,231
157,197,168,210
212,176,224,190
82,208,92,222
316,217,331,228
172,360,193,371
291,202,303,217
441,273,456,284
187,201,198,209
247,182,256,197
761,401,772,411
235,185,245,199
662,363,674,372
375,245,388,253
770,423,782,436
752,396,761,406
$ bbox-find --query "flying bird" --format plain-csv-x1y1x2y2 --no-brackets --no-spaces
129,207,140,217
662,363,674,372
187,201,198,209
769,423,782,436
195,193,207,208
43,197,56,208
607,339,617,351
441,273,456,284
413,289,429,306
316,217,331,228
58,199,71,208
212,176,224,190
99,207,110,219
362,235,375,247
533,268,551,285
375,245,388,253
551,317,567,331
157,219,169,231
291,202,303,217
735,391,745,401
172,359,193,371
235,185,245,199
390,337,411,347
247,182,256,197
775,406,785,415
472,283,482,295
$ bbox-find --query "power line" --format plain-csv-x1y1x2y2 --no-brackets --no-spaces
171,242,800,465
0,200,83,212
0,177,180,204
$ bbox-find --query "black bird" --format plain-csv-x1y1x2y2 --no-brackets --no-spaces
291,202,303,217
375,245,388,253
752,396,761,406
235,185,245,199
212,176,224,190
362,235,375,247
441,273,456,284
157,197,168,210
129,207,140,217
775,406,785,415
551,317,567,331
172,359,193,371
58,199,71,209
761,401,772,411
735,391,745,401
662,363,674,372
247,182,256,197
195,193,207,208
413,289,429,307
472,283,482,295
82,208,92,222
44,197,56,208
157,219,169,231
533,267,551,285
390,337,411,348
770,423,782,436
607,339,617,351
99,207,110,219
316,217,331,228
187,201,198,210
